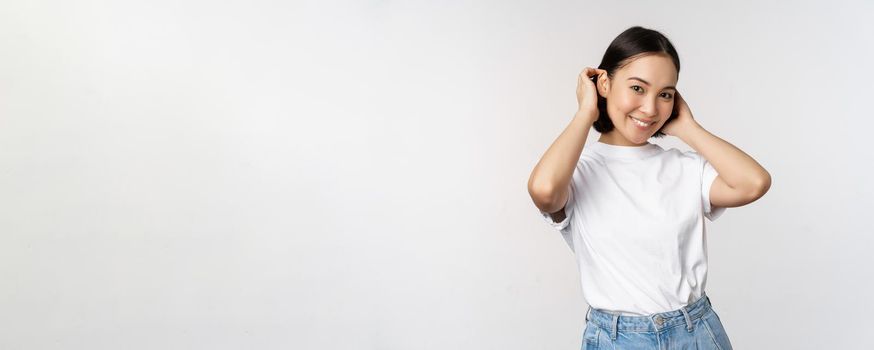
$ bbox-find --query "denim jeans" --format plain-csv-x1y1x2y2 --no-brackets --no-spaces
582,294,733,350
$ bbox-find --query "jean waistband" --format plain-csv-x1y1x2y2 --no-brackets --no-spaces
586,293,712,335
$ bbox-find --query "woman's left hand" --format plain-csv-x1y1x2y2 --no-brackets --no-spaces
661,91,699,138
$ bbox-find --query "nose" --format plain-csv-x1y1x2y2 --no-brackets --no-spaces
639,96,658,118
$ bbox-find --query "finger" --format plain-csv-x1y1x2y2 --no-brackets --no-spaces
579,69,600,85
585,68,607,78
580,67,598,76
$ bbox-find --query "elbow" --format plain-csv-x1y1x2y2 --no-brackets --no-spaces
528,183,553,207
748,172,772,200
527,174,551,199
527,179,561,212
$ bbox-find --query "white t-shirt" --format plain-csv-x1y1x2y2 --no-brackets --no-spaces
540,140,726,316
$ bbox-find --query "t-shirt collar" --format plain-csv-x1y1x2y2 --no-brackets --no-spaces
587,141,662,159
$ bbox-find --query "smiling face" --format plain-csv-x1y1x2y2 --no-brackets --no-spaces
597,53,679,146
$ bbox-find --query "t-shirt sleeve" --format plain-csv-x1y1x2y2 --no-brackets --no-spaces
538,175,577,234
702,158,726,221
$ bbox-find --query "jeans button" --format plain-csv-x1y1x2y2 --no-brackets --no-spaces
655,316,663,326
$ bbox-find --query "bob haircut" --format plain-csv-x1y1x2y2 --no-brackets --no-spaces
591,26,681,138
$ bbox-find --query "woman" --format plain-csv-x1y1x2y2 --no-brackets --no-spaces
527,26,771,349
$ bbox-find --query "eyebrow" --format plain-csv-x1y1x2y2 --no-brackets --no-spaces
627,77,676,91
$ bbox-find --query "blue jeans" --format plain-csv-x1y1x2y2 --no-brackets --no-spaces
582,294,733,350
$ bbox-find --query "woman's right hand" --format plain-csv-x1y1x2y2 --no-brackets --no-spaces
576,67,606,119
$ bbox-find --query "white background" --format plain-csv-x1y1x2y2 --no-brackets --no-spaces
2,0,872,349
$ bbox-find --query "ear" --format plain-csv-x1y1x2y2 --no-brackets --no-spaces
597,73,610,98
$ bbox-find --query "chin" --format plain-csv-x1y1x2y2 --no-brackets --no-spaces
623,131,653,145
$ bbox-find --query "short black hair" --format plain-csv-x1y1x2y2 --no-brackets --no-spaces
591,26,681,138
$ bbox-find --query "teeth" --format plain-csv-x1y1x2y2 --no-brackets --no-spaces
631,117,651,127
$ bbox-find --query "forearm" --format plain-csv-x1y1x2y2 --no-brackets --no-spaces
528,111,595,210
680,121,771,193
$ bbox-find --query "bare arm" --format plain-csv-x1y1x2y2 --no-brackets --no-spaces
527,112,597,217
528,68,605,218
680,123,771,207
664,91,771,208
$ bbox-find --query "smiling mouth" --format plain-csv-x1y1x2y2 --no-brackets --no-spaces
629,116,654,127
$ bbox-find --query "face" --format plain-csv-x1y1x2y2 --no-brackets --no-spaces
597,53,678,146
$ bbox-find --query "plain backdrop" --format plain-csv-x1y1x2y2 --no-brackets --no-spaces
2,0,873,349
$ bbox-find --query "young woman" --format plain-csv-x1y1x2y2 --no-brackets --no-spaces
527,26,771,349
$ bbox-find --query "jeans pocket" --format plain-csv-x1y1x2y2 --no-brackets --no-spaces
582,321,600,350
701,310,733,350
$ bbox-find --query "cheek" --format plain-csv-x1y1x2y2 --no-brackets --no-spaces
609,92,636,114
661,100,675,118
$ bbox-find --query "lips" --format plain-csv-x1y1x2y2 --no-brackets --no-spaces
629,116,654,128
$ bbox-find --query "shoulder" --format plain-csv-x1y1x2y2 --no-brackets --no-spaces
579,149,605,167
664,148,706,165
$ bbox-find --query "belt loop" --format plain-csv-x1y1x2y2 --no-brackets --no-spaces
680,306,693,332
585,306,591,321
611,313,619,340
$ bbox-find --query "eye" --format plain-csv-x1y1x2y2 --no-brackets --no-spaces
660,92,674,99
631,85,644,93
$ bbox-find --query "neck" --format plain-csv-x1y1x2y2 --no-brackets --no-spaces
598,132,648,147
